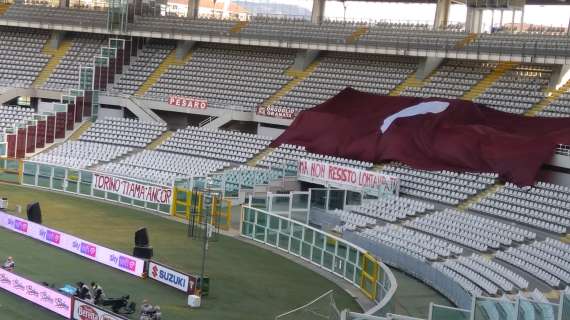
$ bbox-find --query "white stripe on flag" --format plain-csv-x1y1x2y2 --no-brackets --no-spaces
380,101,449,133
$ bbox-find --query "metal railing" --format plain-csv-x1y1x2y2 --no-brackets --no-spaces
240,205,398,316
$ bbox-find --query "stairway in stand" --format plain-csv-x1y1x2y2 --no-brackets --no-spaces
461,62,518,101
134,49,193,96
261,59,322,108
33,38,74,88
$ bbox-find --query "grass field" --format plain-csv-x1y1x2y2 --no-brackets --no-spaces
0,183,451,319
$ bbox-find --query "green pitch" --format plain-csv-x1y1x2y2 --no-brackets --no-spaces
0,183,450,319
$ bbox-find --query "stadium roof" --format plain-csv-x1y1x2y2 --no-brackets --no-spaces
339,0,570,5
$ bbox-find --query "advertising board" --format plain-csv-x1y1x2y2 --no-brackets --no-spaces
0,212,145,277
148,261,196,294
73,299,128,320
0,269,73,318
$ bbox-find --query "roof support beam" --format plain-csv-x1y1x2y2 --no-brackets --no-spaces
187,0,199,19
434,0,451,29
312,0,326,24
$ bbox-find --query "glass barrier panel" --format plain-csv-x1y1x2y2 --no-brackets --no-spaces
430,304,470,320
52,166,66,190
517,299,558,320
562,293,570,320
270,194,291,214
328,189,345,211
250,195,268,210
310,189,327,209
291,192,309,210
22,162,37,185
66,169,79,193
106,192,119,202
37,164,52,188
79,170,93,195
346,191,362,206
473,297,515,320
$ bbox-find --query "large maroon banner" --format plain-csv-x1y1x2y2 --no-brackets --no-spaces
273,88,570,186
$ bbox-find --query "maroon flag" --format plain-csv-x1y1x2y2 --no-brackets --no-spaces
272,88,570,186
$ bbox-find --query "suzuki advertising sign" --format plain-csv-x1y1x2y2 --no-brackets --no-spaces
74,299,128,320
0,269,73,318
0,211,145,277
148,261,196,293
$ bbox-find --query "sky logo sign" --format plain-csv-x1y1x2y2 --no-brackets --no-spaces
40,229,61,245
80,242,97,258
118,256,136,272
13,220,28,233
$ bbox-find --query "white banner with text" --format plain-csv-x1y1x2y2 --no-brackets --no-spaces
92,173,173,206
297,159,399,196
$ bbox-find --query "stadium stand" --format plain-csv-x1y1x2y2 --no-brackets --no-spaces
496,239,570,288
3,3,107,28
111,42,175,96
334,196,434,223
469,182,570,234
358,224,463,261
539,90,570,117
433,261,485,297
380,162,498,205
79,117,167,148
329,209,377,229
31,141,133,169
400,60,495,99
404,209,536,252
0,105,35,131
132,15,237,36
460,254,529,291
0,27,50,88
270,53,417,111
157,126,272,164
144,43,296,110
258,144,373,171
95,150,229,185
473,64,552,114
42,33,108,90
466,33,570,57
4,4,570,315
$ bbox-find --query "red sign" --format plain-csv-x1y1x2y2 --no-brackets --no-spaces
257,105,297,120
168,96,208,110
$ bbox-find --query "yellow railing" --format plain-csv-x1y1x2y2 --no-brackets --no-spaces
171,187,232,230
0,158,23,184
360,252,380,300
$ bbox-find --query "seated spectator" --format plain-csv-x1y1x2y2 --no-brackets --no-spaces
2,256,15,272
152,306,162,320
91,281,106,305
75,282,92,302
140,300,154,320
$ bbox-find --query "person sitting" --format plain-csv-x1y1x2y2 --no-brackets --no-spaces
152,306,162,320
2,257,14,272
91,281,106,305
139,300,154,320
75,282,92,302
